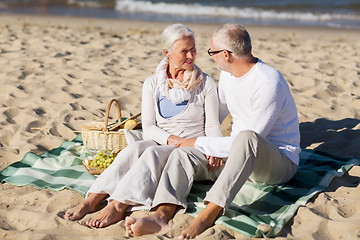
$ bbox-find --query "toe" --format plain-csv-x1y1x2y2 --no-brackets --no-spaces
86,219,94,227
95,220,101,228
125,216,136,225
64,210,73,220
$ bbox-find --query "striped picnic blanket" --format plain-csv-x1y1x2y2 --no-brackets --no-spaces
1,134,359,237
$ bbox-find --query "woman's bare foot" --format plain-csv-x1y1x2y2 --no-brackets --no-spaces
85,200,128,228
64,202,96,221
178,203,223,239
64,193,108,221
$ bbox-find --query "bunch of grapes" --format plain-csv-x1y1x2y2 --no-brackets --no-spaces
87,150,117,170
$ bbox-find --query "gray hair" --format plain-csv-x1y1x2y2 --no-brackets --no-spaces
161,23,194,53
212,24,252,58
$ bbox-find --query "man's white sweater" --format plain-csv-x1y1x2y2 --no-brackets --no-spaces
195,59,301,165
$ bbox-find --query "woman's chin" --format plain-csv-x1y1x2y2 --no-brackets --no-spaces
183,63,194,70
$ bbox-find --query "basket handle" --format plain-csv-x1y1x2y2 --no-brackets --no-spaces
108,112,141,131
103,99,122,132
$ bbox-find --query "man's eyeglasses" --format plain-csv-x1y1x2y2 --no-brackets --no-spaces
207,48,232,56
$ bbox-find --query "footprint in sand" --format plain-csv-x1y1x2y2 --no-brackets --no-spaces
54,51,72,58
49,126,61,137
4,108,20,125
61,86,84,99
101,69,120,77
69,103,81,111
62,73,80,83
34,108,46,117
26,119,47,133
0,215,15,231
70,93,84,99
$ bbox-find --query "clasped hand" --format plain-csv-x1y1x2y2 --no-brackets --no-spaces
167,135,223,172
206,155,223,172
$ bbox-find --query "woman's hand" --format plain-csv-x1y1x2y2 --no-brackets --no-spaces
177,138,197,148
167,135,185,146
206,155,224,172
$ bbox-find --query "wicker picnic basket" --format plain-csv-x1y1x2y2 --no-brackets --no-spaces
81,98,140,153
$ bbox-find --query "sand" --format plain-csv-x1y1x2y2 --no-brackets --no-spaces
0,14,360,240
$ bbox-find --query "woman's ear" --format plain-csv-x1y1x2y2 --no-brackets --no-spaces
163,49,170,58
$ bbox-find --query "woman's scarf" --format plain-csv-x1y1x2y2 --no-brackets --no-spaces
157,58,204,104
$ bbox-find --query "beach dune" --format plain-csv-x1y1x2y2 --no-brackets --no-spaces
0,14,360,240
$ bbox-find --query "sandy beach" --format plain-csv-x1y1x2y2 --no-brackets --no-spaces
0,14,360,240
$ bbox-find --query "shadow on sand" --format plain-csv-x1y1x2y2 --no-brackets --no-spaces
278,118,360,237
300,117,360,159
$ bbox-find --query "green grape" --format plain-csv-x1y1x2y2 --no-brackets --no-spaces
89,149,118,170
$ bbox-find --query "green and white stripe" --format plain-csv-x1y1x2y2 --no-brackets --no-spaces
1,134,358,237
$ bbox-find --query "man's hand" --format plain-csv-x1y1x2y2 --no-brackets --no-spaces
206,155,224,172
177,138,197,148
167,135,185,146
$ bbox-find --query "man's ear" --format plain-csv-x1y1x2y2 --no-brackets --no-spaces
223,50,232,62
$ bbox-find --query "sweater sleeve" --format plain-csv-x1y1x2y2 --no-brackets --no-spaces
195,136,234,158
203,75,222,137
141,76,171,144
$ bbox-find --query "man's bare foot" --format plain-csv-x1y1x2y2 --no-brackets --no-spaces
85,200,128,228
177,216,212,239
125,204,178,236
64,193,108,221
125,215,167,236
178,203,223,239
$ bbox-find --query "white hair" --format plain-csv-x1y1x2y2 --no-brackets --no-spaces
161,23,194,53
212,24,252,58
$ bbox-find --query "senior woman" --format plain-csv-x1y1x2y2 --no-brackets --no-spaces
64,23,221,228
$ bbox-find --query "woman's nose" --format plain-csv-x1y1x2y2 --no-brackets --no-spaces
186,51,194,58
